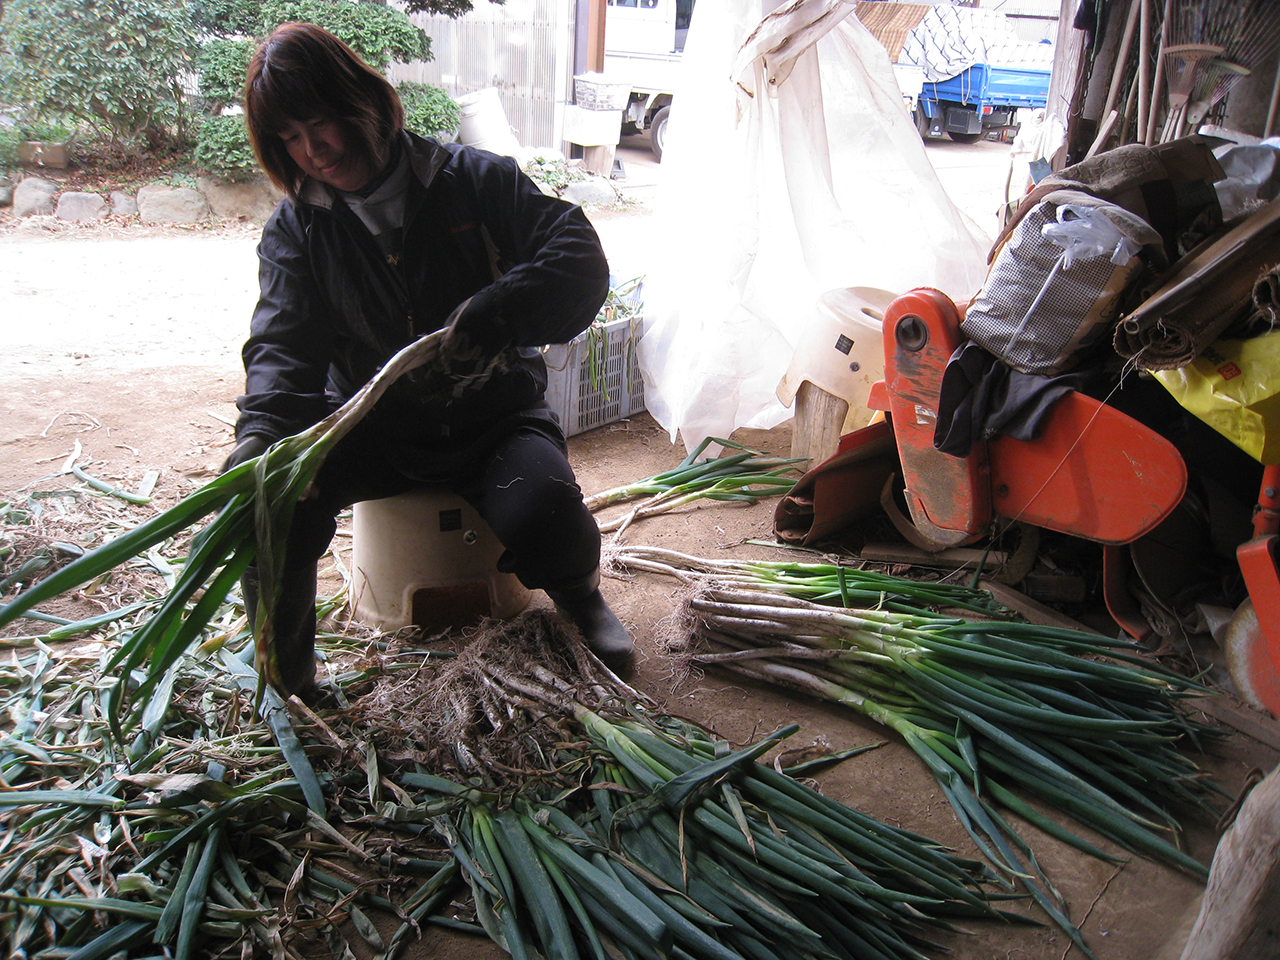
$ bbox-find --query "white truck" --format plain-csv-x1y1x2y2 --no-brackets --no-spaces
602,0,692,159
603,0,922,160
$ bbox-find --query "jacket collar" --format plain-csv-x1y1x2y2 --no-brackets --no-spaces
295,131,453,211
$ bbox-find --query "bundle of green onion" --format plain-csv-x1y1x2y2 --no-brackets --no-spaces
372,612,1010,960
613,545,1009,616
0,330,448,740
0,636,466,960
613,547,1226,958
585,438,806,534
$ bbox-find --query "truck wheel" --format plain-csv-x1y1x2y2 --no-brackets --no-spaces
914,105,931,138
947,131,983,144
650,106,671,160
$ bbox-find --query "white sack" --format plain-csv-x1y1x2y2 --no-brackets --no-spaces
899,5,1053,83
637,0,991,453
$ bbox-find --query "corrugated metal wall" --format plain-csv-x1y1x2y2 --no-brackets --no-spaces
988,0,1060,43
389,0,575,149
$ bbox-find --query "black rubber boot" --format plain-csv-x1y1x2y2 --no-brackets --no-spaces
546,569,635,675
241,565,319,696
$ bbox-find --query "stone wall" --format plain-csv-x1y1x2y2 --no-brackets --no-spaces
2,174,284,225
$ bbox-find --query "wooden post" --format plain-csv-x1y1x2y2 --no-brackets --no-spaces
790,381,849,466
1144,0,1171,146
1101,0,1141,125
586,0,607,73
582,144,616,176
1137,0,1150,143
1176,763,1280,959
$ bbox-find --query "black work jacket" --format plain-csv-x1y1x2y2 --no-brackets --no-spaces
235,133,610,467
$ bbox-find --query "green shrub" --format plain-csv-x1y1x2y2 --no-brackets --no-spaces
0,0,197,148
259,0,431,71
198,39,255,111
15,122,74,143
522,155,592,194
189,0,262,36
194,114,260,181
399,82,460,141
0,127,19,169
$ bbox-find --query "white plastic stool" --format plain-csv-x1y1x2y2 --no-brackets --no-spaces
350,488,531,633
776,286,897,464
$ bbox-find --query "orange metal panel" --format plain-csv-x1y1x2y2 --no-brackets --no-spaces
988,391,1187,545
881,289,991,546
1236,464,1280,716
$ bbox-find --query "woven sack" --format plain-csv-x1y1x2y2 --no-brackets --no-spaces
962,189,1161,376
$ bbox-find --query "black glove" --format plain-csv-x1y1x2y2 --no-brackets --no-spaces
437,291,511,368
221,434,273,474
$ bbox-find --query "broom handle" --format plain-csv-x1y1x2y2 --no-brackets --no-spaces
1144,0,1171,146
1137,0,1151,142
1101,0,1141,126
1267,60,1280,139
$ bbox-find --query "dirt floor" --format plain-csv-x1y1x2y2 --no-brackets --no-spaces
2,172,1279,960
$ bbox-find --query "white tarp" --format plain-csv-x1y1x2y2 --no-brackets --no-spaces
899,5,1054,83
637,0,991,453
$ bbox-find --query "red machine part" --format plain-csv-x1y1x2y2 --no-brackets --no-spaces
1231,463,1280,716
859,286,1280,714
871,287,1186,549
877,288,992,546
987,391,1187,545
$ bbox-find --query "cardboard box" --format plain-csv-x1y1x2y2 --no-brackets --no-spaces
563,105,623,147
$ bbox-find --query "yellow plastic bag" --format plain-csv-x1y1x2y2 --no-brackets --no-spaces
1154,330,1280,465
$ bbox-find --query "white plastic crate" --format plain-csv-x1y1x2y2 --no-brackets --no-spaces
573,73,633,111
543,316,646,437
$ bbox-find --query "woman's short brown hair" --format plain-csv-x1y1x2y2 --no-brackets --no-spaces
243,22,404,200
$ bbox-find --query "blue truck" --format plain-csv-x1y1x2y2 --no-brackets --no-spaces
914,61,1051,143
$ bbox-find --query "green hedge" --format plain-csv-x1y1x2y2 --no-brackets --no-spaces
399,83,460,141
198,39,256,112
194,114,260,182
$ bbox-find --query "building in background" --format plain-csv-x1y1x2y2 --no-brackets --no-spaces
387,0,1060,155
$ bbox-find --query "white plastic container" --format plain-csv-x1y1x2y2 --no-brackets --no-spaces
776,286,895,434
543,316,646,436
573,73,633,111
455,88,522,156
562,105,624,147
350,488,531,633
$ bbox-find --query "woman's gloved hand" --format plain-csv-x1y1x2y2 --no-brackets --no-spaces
221,434,274,473
436,292,511,369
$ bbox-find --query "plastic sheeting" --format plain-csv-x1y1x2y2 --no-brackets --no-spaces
637,0,991,453
899,5,1055,83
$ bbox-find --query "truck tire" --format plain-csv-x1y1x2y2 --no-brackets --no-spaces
947,131,983,144
650,106,670,160
914,104,931,138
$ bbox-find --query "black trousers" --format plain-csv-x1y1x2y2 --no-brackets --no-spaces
283,420,601,592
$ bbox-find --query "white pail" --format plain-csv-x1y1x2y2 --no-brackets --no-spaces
455,88,521,156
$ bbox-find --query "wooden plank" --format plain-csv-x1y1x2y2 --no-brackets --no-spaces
859,542,1008,571
1178,763,1280,959
1191,696,1280,753
977,579,1099,633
